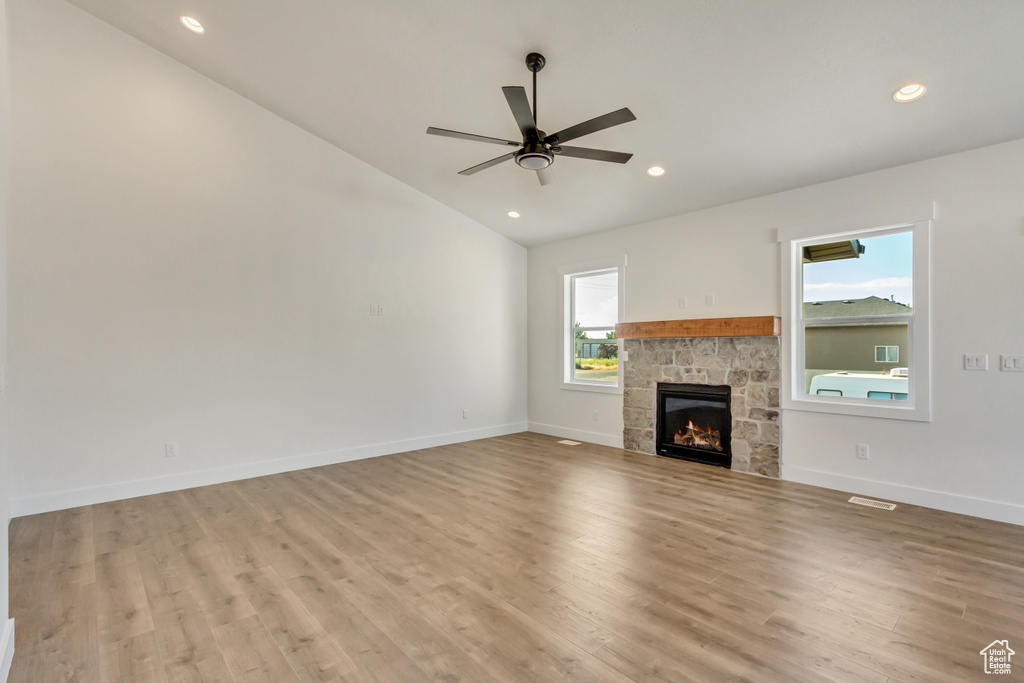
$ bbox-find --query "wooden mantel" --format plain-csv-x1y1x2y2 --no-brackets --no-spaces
616,316,781,339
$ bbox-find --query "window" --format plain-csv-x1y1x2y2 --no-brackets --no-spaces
560,257,625,392
875,345,899,363
867,391,908,400
779,204,932,421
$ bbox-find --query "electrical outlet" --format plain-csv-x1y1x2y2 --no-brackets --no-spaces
856,444,869,460
593,410,599,421
621,350,629,362
964,354,988,371
706,293,716,306
679,297,688,308
462,409,469,419
165,443,178,458
1001,355,1024,372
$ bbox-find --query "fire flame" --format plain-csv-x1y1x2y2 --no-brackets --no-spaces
673,420,723,452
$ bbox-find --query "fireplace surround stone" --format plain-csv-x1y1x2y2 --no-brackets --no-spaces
622,336,781,477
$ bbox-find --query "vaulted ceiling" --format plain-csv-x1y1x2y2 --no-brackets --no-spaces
62,0,1024,246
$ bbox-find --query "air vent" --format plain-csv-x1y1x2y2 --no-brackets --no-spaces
848,496,897,511
557,439,581,446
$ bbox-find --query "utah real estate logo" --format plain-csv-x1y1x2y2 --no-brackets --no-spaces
980,640,1014,675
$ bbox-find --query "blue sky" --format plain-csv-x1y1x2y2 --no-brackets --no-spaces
574,271,618,336
803,232,913,306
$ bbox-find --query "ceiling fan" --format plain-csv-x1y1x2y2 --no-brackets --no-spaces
426,52,636,186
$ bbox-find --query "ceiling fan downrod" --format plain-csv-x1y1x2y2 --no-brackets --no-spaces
526,52,545,139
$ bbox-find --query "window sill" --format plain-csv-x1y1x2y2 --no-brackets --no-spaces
561,380,623,395
782,394,931,422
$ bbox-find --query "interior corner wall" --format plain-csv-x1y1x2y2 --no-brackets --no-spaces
0,0,11,652
528,138,1024,525
6,0,527,517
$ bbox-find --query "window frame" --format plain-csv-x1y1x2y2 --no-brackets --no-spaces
875,345,899,363
779,204,932,422
559,256,626,394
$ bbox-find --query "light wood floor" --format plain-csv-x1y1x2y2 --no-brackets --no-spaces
9,432,1024,682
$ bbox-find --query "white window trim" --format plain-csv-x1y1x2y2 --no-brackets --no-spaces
875,345,899,363
778,203,932,422
559,256,626,394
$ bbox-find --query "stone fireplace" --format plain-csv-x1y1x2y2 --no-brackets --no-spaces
618,317,781,477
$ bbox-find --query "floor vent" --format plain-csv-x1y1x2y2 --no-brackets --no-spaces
848,496,897,511
557,439,581,446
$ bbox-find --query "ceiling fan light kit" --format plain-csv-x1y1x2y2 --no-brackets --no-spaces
427,52,636,185
516,146,553,170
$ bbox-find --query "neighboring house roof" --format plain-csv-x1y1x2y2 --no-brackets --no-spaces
803,296,911,319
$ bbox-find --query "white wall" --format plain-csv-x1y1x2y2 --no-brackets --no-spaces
529,138,1024,524
6,0,527,516
528,199,781,446
1,0,12,675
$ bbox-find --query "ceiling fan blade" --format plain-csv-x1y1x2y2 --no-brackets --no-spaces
537,167,554,186
426,127,520,146
543,108,636,145
458,152,517,176
553,146,633,164
502,86,537,138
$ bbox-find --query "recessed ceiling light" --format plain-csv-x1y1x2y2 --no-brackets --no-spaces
647,166,665,177
507,211,520,218
893,84,925,102
180,16,205,34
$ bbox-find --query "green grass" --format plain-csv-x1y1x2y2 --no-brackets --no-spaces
576,357,619,370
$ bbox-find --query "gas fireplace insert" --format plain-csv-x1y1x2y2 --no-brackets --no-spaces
656,382,732,468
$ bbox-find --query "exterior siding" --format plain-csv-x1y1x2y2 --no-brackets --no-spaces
805,324,908,372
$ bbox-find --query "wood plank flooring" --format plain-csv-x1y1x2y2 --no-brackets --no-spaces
8,432,1024,682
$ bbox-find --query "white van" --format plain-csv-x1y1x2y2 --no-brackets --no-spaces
808,369,908,400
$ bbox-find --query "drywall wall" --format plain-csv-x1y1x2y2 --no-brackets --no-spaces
1,0,12,675
6,0,527,515
528,199,782,446
528,138,1024,524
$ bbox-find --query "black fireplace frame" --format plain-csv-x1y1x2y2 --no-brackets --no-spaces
656,382,732,468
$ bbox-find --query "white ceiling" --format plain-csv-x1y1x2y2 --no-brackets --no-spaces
61,0,1024,247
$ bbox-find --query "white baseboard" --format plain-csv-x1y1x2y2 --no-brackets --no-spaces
783,466,1024,526
10,423,528,518
1,619,13,683
527,422,624,449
